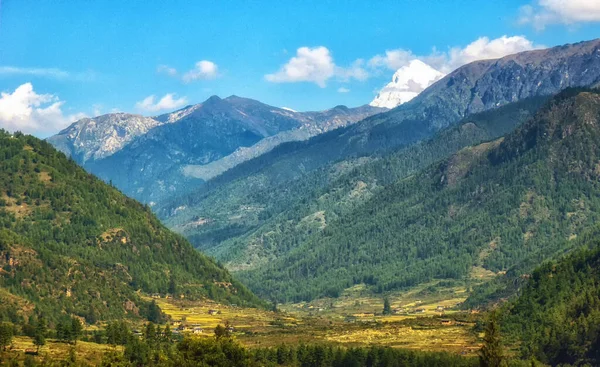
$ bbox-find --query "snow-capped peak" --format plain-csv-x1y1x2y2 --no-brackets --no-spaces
370,59,445,109
281,107,297,112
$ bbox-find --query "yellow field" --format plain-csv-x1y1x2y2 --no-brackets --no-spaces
0,280,484,364
151,280,481,355
2,336,121,366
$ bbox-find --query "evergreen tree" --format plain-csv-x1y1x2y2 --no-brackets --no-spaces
147,300,162,323
33,316,47,352
71,317,83,344
163,324,172,343
0,322,14,351
168,275,177,295
382,298,392,315
479,311,504,367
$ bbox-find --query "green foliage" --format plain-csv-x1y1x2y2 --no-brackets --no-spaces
479,312,504,367
33,316,47,351
382,298,391,316
0,130,263,323
0,322,14,350
231,90,600,302
161,96,547,302
502,243,600,366
56,316,83,344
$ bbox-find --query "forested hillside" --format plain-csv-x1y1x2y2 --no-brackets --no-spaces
502,239,600,365
232,89,600,302
0,130,262,324
162,97,547,269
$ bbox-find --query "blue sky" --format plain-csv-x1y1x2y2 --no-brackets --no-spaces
1,0,600,136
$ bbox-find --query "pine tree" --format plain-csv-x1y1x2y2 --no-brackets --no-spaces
0,322,14,351
168,275,177,295
382,297,392,315
479,311,504,367
71,317,83,344
33,316,47,352
163,324,172,343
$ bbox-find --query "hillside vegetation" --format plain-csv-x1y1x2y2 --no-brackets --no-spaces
230,89,600,302
503,239,600,365
0,130,262,324
162,97,547,266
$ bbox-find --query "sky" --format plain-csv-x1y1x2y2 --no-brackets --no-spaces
1,0,600,136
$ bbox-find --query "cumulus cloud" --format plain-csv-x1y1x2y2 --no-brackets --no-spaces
265,46,368,87
182,61,219,82
519,0,600,30
0,83,86,136
135,93,188,112
0,66,97,82
337,87,350,93
369,35,540,74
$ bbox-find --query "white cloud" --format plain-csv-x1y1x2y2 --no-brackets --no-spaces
0,83,86,136
265,46,368,87
182,61,219,82
440,35,539,72
157,64,178,77
266,47,335,87
337,87,350,93
0,66,97,82
368,49,416,71
519,0,600,30
135,93,188,112
369,35,540,75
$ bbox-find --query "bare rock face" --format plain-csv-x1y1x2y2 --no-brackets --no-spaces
47,113,162,163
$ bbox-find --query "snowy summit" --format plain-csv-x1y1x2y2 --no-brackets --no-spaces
370,60,445,109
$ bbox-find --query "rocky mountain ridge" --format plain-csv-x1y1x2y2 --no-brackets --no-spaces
49,96,384,203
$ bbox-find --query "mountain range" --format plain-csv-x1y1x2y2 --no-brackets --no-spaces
48,97,384,204
46,38,600,306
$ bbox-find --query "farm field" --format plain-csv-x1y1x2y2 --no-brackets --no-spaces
151,280,482,355
1,336,121,365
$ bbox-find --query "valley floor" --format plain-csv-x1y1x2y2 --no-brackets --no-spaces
150,281,482,355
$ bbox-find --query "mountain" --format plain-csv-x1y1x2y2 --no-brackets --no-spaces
215,89,600,302
502,236,600,365
159,39,600,268
181,104,382,182
49,96,383,203
0,130,262,324
165,39,600,216
47,113,163,164
160,96,547,265
370,60,445,108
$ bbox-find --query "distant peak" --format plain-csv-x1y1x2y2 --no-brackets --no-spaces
205,95,222,103
370,59,445,109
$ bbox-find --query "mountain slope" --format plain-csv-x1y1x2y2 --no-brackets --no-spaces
162,39,600,251
233,89,600,302
161,96,548,266
47,113,163,164
180,39,600,201
0,130,262,324
502,238,600,365
50,96,383,203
